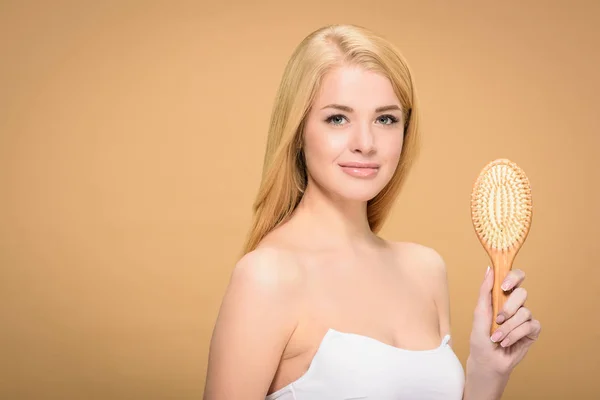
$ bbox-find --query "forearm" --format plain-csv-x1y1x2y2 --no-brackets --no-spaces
462,357,510,400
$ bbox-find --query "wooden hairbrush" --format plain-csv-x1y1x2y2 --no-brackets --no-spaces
470,158,533,335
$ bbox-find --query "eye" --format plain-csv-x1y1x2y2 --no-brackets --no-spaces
377,114,400,125
325,114,348,126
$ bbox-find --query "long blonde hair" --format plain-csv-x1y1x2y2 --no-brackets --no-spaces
242,24,421,254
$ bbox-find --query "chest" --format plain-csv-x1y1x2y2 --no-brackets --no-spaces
290,332,465,400
271,248,447,395
300,251,440,348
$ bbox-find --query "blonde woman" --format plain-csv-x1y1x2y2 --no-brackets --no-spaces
204,24,541,400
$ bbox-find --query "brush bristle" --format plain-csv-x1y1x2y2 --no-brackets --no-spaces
471,159,533,250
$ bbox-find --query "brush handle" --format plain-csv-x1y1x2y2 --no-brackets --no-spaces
490,251,514,335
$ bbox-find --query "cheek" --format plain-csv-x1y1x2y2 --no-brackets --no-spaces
303,130,346,166
381,134,404,166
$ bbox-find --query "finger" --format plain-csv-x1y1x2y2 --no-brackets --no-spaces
473,266,494,334
478,266,494,309
496,287,528,323
498,318,541,348
500,269,526,292
490,306,532,343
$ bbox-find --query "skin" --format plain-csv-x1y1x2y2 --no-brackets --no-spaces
204,65,541,399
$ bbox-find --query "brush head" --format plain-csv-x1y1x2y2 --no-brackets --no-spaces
471,159,533,252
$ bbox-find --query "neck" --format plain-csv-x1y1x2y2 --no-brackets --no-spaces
290,179,377,248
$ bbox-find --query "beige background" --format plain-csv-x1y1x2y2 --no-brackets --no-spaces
1,1,599,399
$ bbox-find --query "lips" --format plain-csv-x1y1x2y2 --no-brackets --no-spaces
338,162,380,178
338,162,380,169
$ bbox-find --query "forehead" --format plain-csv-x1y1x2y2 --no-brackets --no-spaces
313,65,400,108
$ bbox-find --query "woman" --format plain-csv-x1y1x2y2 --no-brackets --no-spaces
204,24,541,399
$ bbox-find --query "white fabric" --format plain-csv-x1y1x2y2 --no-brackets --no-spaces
266,328,465,400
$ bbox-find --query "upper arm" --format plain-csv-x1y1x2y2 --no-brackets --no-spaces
431,249,451,344
203,249,303,400
401,243,452,345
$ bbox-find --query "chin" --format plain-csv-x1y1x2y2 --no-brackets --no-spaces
330,179,388,202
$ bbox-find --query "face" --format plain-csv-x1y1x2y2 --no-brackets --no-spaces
301,65,405,202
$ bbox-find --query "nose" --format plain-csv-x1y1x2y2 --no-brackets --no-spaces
350,122,376,155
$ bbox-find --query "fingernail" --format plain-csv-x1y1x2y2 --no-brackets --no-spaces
496,314,505,324
491,330,503,342
501,280,511,291
500,337,510,347
485,266,490,277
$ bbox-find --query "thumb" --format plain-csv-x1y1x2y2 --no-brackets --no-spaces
473,266,494,335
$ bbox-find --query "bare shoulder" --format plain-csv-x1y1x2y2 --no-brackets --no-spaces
219,245,307,332
388,241,448,277
230,246,305,292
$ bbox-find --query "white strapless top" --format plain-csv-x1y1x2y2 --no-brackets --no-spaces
266,328,465,400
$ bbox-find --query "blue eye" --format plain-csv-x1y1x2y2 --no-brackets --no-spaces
377,115,399,125
325,114,348,125
325,114,399,126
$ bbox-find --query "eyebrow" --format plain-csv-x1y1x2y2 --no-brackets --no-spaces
320,104,402,113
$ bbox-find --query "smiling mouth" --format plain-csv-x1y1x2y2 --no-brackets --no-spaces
338,162,380,178
338,162,380,169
